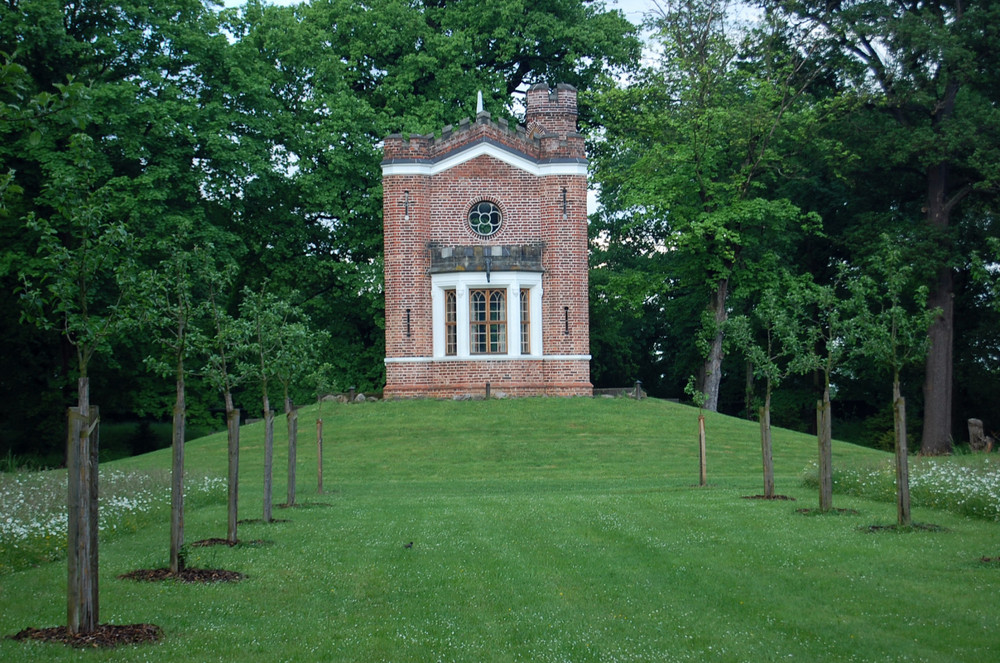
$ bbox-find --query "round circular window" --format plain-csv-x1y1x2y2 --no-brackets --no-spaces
468,201,502,237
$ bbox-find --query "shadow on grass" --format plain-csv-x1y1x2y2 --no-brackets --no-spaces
795,507,862,516
118,568,244,583
860,522,947,534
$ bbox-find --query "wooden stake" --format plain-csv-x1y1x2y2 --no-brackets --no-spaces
226,409,240,544
894,386,911,527
263,409,274,522
67,405,98,635
817,396,833,512
698,414,707,487
287,405,298,507
316,419,324,495
169,395,185,574
760,405,774,498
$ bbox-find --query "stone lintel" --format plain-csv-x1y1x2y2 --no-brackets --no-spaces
428,243,544,274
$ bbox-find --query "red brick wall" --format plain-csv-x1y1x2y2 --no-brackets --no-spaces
385,359,591,398
383,84,591,398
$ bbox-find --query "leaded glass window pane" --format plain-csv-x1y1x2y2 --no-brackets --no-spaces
468,201,502,236
520,289,530,354
445,290,457,356
469,288,506,354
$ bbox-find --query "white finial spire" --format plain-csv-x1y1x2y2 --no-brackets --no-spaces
476,90,484,114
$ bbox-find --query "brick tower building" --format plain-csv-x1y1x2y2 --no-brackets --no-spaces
382,83,591,398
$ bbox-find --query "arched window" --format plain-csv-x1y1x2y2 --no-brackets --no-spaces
430,272,542,359
520,288,530,354
470,288,507,354
445,290,457,356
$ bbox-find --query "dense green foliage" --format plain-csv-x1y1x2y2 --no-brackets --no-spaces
2,399,999,661
587,0,999,449
0,0,639,461
2,0,997,461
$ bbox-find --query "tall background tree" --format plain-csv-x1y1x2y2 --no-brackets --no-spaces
760,0,1000,453
588,0,822,409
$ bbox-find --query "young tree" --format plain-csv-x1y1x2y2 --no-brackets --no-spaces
728,274,809,498
309,363,336,496
140,234,216,572
849,237,937,526
18,133,137,634
272,313,328,507
762,271,858,511
204,262,245,544
590,0,821,410
239,285,312,521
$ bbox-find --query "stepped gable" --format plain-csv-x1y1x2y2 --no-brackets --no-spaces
382,83,585,167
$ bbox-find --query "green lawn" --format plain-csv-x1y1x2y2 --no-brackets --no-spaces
2,398,998,662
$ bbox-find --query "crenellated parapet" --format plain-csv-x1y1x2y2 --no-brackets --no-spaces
382,84,585,168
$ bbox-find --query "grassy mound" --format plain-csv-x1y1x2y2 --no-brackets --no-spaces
2,398,997,662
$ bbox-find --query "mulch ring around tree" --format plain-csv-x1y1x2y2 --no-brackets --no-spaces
118,567,244,583
117,537,266,584
8,623,163,649
189,537,272,548
742,494,796,501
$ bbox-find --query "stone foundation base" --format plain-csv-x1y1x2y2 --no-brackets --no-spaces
384,358,592,399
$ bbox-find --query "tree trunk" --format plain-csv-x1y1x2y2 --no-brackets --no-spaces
698,414,707,486
921,162,956,455
921,265,954,455
286,397,297,507
760,384,774,498
817,389,833,512
701,278,729,412
169,375,185,574
894,380,912,527
316,418,324,495
226,406,240,544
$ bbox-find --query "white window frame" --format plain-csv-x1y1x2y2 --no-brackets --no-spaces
432,271,543,360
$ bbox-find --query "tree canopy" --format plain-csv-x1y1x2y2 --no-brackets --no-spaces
0,0,640,461
587,0,998,447
1,0,996,462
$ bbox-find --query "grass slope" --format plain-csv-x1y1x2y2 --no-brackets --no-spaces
2,398,998,662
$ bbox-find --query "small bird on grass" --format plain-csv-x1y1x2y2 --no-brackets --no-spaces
403,541,413,549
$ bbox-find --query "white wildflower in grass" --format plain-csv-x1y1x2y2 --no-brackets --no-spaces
0,467,226,575
804,453,1000,520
